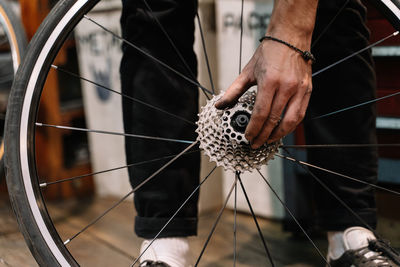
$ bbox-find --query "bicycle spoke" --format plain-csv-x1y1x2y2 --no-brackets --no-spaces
39,150,199,187
276,153,400,196
255,169,330,266
237,172,275,267
141,0,211,100
131,166,217,266
129,141,198,201
233,182,237,267
310,29,400,120
238,0,244,74
196,12,215,95
35,123,194,144
311,90,400,120
282,143,400,149
281,149,400,257
83,15,213,96
233,2,244,263
194,177,238,267
313,31,398,78
311,0,350,48
63,141,198,245
63,190,134,245
141,0,196,81
51,65,196,126
281,149,378,236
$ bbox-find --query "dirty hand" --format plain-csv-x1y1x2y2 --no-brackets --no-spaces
215,0,318,149
215,37,312,149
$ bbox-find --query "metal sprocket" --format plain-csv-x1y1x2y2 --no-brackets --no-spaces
196,91,281,172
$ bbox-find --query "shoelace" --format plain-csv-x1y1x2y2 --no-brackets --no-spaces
369,239,400,266
352,239,400,267
355,246,392,267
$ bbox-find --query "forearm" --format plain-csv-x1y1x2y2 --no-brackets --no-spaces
267,0,319,49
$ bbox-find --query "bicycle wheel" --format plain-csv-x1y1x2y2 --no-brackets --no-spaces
0,0,26,180
5,0,400,266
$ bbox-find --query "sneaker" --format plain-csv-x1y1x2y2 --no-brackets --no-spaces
328,227,400,267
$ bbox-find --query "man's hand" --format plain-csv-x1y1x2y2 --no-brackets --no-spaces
215,0,318,149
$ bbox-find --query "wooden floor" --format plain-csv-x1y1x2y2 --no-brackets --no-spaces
1,194,400,267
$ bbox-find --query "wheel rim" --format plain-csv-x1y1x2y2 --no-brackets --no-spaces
19,0,96,266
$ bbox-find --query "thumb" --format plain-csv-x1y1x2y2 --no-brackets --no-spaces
215,73,253,109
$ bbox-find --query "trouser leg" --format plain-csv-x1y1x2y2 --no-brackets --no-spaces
120,0,200,239
305,0,378,230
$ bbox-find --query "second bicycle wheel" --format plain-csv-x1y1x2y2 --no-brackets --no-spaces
5,0,400,266
0,0,26,179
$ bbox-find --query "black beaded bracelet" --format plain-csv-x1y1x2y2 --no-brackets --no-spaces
259,35,316,64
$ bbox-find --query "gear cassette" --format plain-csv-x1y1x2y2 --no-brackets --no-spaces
196,90,281,172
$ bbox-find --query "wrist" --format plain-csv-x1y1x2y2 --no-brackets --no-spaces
266,24,314,41
266,0,318,49
264,28,313,51
259,36,316,64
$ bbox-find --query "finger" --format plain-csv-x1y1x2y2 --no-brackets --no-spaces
250,89,289,149
244,80,277,144
300,87,312,117
215,73,254,109
268,86,312,143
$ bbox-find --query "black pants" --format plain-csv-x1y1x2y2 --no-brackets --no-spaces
120,0,377,238
306,0,378,230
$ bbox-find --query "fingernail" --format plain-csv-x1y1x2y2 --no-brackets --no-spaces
250,141,259,149
215,100,224,109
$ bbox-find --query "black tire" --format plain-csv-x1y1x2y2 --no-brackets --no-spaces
0,0,27,180
4,0,400,266
5,0,98,266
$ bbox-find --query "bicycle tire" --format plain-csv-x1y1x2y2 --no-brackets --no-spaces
5,0,400,266
0,0,27,180
6,1,97,265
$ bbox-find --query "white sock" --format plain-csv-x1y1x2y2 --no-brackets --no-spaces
139,237,190,267
327,226,378,261
327,231,345,260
